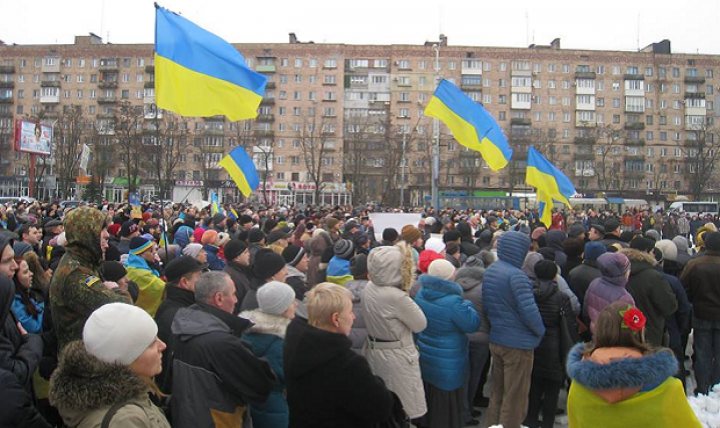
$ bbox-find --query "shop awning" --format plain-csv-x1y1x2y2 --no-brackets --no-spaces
605,197,625,204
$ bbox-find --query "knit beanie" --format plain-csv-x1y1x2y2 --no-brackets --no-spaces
705,232,720,252
263,218,279,233
655,239,678,262
425,237,445,255
350,253,368,278
254,248,286,280
101,261,127,282
644,229,661,243
282,245,306,267
584,242,607,262
534,260,558,281
193,228,206,244
334,239,355,259
428,259,455,281
107,223,121,237
129,236,153,255
248,228,265,243
597,252,631,278
257,281,296,316
224,239,247,261
182,243,204,259
382,228,399,242
630,237,655,253
83,303,157,365
401,225,421,244
201,230,218,246
121,220,139,238
326,217,339,230
418,250,443,274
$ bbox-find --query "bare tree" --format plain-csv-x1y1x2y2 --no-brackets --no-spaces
343,114,374,204
146,111,187,200
46,105,85,199
591,124,627,194
114,101,145,195
676,121,720,200
84,123,117,204
297,109,335,205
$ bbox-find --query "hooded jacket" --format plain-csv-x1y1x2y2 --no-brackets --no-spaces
455,265,490,344
204,244,226,271
673,236,692,267
545,230,568,269
240,310,292,428
482,232,545,350
680,248,720,323
283,317,394,428
345,278,368,352
170,302,275,428
362,246,427,419
523,252,581,316
49,341,170,428
50,207,131,351
173,225,194,250
0,367,51,428
566,344,701,428
124,253,166,317
415,274,481,391
583,267,635,334
0,274,43,390
620,249,678,347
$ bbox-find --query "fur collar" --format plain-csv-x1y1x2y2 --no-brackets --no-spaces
50,341,149,412
240,309,291,338
567,343,677,390
418,273,463,297
619,248,657,265
455,266,485,282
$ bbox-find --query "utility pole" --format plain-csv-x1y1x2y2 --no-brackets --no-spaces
431,43,440,209
400,130,407,207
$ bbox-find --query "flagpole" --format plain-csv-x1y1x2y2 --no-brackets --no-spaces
432,43,440,209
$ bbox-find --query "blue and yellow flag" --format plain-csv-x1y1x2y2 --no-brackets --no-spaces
158,231,167,248
210,190,222,216
218,147,260,197
228,207,239,221
425,79,512,171
526,146,577,227
154,5,267,121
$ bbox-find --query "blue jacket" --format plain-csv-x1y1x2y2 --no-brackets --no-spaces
482,231,545,350
204,245,226,271
11,294,44,334
414,274,481,391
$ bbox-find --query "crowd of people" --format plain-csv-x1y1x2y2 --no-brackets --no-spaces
0,198,717,428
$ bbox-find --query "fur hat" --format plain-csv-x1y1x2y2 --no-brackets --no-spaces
428,259,455,281
216,232,230,247
83,303,157,365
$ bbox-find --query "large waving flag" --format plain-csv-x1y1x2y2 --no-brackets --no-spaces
425,79,512,171
218,146,260,197
526,147,577,227
154,5,267,121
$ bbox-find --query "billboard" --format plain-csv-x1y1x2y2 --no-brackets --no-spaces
14,120,52,156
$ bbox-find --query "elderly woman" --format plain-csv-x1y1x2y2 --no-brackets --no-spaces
363,246,428,420
49,303,170,427
284,283,395,428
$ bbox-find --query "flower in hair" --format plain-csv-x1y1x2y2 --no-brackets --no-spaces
620,306,646,332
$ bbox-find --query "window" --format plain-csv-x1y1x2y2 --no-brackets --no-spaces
137,58,145,67
672,67,680,77
294,74,302,83
324,59,337,68
645,67,653,76
397,60,410,69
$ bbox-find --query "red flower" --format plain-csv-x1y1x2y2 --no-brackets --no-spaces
623,307,646,332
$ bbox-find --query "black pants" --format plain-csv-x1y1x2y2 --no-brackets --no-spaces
524,376,562,428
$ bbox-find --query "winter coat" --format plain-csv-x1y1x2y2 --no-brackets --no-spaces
12,292,45,334
414,274,481,391
459,238,480,257
241,310,291,428
483,232,546,350
124,253,166,317
283,317,394,428
173,226,194,250
285,265,309,301
0,367,51,428
545,230,568,270
673,236,692,267
680,249,720,323
307,232,332,287
583,274,635,333
677,216,691,236
566,344,701,428
524,252,581,316
49,245,65,271
49,207,131,351
224,260,252,315
658,268,692,355
153,285,195,392
621,249,678,347
0,275,43,390
240,276,264,312
531,279,577,381
49,341,170,428
562,255,583,280
326,256,353,286
455,266,490,344
345,278,369,353
170,302,276,428
568,261,602,306
204,245,226,271
363,274,427,418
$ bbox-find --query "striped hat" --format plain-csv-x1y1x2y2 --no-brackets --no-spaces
129,237,154,255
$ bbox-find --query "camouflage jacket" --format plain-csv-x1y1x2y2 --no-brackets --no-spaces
49,207,130,351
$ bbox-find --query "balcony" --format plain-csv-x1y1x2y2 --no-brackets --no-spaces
625,170,645,179
460,82,483,89
625,138,645,146
625,154,645,161
203,128,224,136
99,61,119,72
144,81,155,89
40,80,60,87
260,98,275,106
511,117,532,126
574,153,594,161
98,81,118,89
41,62,60,73
40,94,60,104
624,122,645,130
98,97,117,104
265,81,276,89
254,130,274,138
574,137,597,145
574,71,596,79
0,81,14,88
0,65,15,74
0,97,13,104
623,74,644,80
256,114,275,122
0,111,12,118
684,76,706,84
256,65,276,73
685,92,706,99
145,65,155,74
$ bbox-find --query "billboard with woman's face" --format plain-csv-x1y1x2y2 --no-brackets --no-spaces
14,120,52,156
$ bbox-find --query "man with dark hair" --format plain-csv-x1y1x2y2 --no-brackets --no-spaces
380,228,398,247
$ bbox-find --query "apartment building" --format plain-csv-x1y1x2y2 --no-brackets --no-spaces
1,34,719,205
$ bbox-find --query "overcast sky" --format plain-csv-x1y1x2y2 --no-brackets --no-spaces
3,0,719,55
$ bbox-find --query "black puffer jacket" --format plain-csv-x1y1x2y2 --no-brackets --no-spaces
0,367,51,428
532,278,578,382
567,261,601,306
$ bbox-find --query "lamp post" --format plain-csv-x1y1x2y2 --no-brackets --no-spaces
431,43,441,209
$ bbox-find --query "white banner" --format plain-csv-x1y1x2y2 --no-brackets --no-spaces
369,213,422,241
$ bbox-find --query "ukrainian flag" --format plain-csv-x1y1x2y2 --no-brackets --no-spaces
228,207,239,221
526,147,577,227
425,79,512,171
218,147,260,197
210,190,222,216
154,5,267,121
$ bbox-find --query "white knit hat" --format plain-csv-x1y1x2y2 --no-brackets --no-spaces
428,259,456,281
257,281,296,316
83,303,158,365
425,237,445,255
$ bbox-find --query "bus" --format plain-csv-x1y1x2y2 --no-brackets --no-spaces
668,201,719,216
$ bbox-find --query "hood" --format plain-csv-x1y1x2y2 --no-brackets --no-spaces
64,206,107,265
49,341,149,422
284,317,353,378
174,225,194,249
240,309,291,339
172,303,251,341
545,230,568,251
367,245,403,287
672,236,690,254
285,264,306,280
496,231,531,268
522,252,544,281
0,275,14,328
417,273,463,301
567,343,678,404
455,266,484,291
533,279,558,301
619,248,657,276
